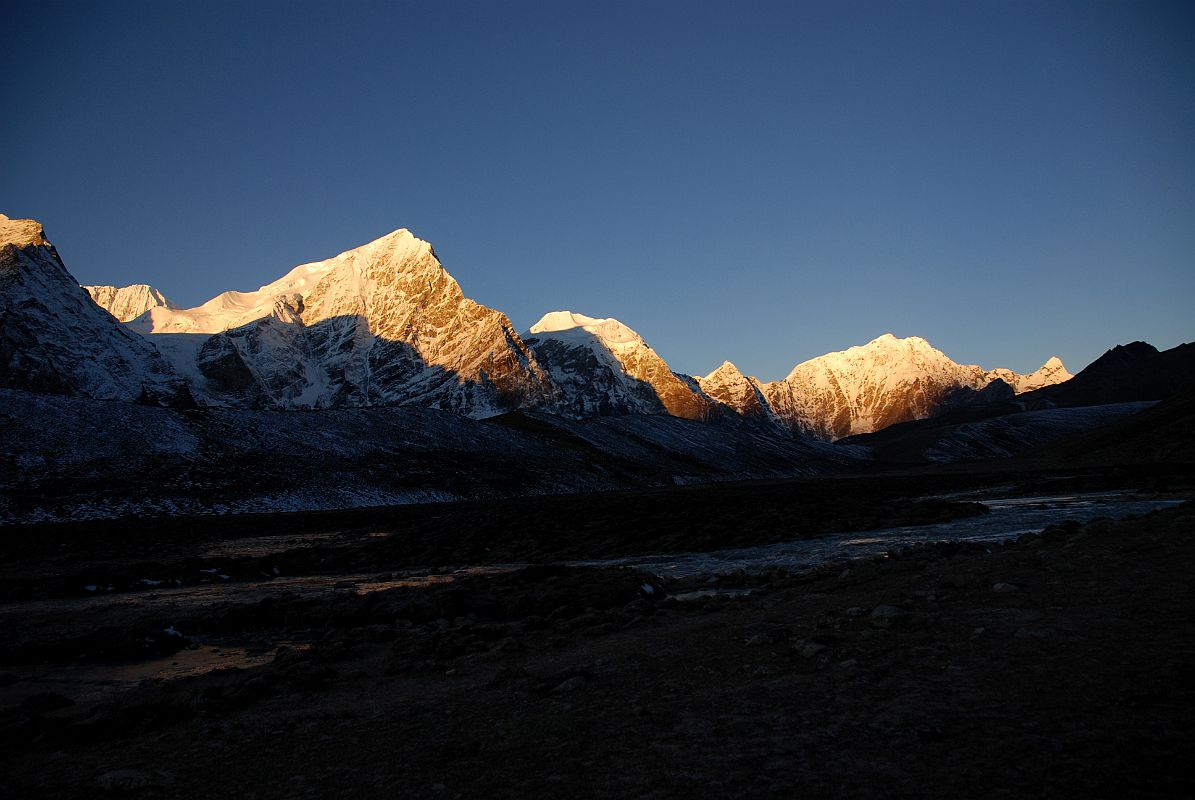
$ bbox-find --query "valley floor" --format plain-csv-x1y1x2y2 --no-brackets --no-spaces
1,470,1193,798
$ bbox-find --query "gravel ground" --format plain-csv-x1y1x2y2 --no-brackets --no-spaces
1,499,1192,799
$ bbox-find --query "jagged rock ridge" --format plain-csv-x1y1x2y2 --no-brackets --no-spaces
20,211,1071,433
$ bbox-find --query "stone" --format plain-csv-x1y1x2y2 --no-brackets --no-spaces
868,605,910,628
552,676,587,693
19,691,74,713
1015,626,1052,640
793,640,828,658
96,769,176,791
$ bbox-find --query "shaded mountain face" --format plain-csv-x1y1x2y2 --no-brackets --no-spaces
837,340,1195,464
127,229,554,414
754,335,1071,440
1019,341,1195,408
695,361,775,424
524,311,714,420
0,215,185,404
524,322,1068,438
48,214,1070,433
0,387,867,524
84,284,176,322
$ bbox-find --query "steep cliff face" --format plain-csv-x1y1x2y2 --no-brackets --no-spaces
694,361,775,424
57,216,1073,434
524,311,713,420
84,284,176,322
0,215,184,404
130,228,553,413
756,334,1069,440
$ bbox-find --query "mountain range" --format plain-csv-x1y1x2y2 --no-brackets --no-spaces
5,212,1194,523
0,214,1067,439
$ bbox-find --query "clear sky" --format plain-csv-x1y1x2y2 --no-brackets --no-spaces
3,0,1192,379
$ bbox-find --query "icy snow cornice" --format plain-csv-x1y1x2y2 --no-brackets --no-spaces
85,284,176,322
530,310,643,345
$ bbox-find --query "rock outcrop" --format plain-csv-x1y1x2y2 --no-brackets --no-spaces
0,214,185,404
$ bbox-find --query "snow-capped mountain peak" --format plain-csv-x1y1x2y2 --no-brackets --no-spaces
703,360,745,382
38,213,1071,435
1020,356,1071,390
525,310,711,420
695,360,775,423
529,311,645,349
761,335,1072,440
110,225,550,413
84,284,176,322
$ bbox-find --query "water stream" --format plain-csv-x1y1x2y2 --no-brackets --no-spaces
586,492,1184,579
0,491,1182,701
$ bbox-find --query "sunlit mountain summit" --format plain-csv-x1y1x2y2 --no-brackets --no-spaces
18,215,1075,436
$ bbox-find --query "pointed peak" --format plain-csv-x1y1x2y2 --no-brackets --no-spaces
350,226,427,255
704,360,745,382
1042,355,1065,369
0,214,49,248
316,226,431,269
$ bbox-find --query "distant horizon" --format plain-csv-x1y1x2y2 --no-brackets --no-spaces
4,1,1192,379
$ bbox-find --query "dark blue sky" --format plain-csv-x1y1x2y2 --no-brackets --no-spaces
3,0,1192,378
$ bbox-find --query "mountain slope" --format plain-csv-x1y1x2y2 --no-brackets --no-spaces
1024,386,1195,465
0,387,867,524
0,215,184,404
694,361,775,424
1018,341,1195,408
57,217,1072,435
757,334,1070,440
837,338,1194,463
524,311,713,419
84,283,176,322
130,228,553,413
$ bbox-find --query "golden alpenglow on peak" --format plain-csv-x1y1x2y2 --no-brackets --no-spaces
0,213,49,248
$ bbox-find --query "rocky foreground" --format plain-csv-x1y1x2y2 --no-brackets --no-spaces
1,497,1192,798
